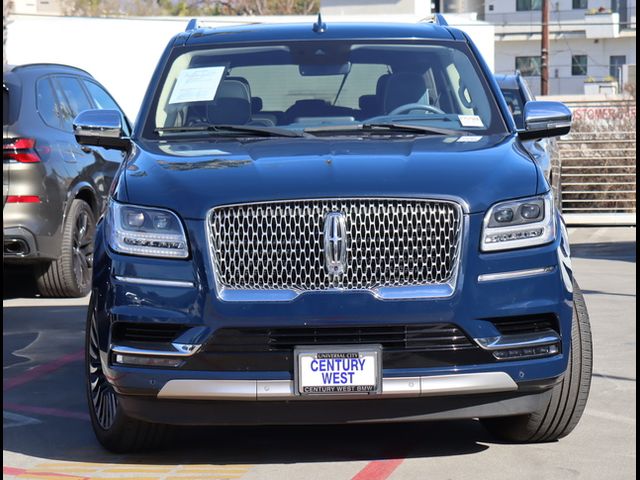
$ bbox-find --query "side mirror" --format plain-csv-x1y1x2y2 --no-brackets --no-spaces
518,101,572,140
73,109,130,150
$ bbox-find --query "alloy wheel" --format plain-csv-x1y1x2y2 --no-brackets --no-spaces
88,313,117,430
73,210,93,290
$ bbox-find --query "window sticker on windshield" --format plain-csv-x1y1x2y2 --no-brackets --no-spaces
458,115,484,128
168,66,226,104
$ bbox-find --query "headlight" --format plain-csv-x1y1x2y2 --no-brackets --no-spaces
481,192,556,252
107,201,189,258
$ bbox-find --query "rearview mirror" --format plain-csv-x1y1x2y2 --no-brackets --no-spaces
518,101,572,140
73,109,130,150
299,62,351,76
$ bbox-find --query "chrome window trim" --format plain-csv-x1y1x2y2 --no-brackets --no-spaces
157,372,517,400
113,275,195,288
204,196,466,302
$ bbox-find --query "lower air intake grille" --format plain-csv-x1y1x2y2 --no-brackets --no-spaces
112,323,188,343
489,314,559,335
206,323,476,353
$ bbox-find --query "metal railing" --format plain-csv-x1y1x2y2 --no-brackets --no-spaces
556,130,636,225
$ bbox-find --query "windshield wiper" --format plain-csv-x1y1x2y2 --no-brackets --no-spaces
304,123,462,136
155,124,305,138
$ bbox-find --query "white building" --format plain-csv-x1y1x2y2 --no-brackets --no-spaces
479,0,636,95
12,0,63,15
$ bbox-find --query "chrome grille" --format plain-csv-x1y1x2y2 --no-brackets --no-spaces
208,198,462,292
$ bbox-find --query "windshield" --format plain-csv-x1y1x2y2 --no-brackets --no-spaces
148,40,507,137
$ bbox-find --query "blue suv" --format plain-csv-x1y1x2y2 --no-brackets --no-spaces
75,16,592,452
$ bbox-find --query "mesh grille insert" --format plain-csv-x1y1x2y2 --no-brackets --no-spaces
209,198,462,291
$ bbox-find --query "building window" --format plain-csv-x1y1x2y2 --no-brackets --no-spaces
571,55,588,76
609,55,626,78
572,0,587,8
516,0,542,11
516,56,542,76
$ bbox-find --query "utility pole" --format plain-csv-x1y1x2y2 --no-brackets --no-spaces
541,0,549,95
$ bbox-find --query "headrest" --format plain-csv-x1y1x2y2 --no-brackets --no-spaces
376,74,391,97
207,79,251,125
359,95,378,112
383,72,428,114
251,96,263,112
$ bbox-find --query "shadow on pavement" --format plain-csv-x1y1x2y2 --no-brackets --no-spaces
4,417,492,465
3,266,39,300
570,241,636,263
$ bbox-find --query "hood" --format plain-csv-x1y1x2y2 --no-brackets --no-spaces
122,134,542,219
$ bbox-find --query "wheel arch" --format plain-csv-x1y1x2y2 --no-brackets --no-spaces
65,182,99,220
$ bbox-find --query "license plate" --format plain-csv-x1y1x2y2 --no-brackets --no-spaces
295,346,382,395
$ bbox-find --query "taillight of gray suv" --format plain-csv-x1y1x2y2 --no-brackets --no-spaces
73,17,592,452
3,63,129,297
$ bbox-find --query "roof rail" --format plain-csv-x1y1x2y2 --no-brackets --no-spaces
421,13,449,27
185,18,199,31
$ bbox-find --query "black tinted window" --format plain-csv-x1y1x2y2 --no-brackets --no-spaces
36,77,68,130
83,81,120,110
54,76,93,115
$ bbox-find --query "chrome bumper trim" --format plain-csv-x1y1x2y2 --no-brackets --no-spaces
157,372,517,400
111,343,201,357
114,276,195,288
474,330,561,351
477,266,555,283
218,281,456,302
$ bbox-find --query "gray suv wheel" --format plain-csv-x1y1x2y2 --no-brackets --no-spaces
35,199,95,297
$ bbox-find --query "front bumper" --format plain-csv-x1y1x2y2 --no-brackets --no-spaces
92,210,574,424
119,388,554,426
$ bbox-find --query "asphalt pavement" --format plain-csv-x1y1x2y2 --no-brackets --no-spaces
3,227,636,480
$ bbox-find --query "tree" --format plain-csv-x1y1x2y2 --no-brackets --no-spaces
62,0,318,17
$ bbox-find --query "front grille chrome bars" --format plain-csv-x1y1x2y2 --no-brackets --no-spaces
207,198,464,301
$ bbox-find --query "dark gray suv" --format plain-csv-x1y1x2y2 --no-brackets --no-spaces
3,64,129,297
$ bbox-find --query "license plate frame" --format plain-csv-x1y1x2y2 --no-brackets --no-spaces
294,345,382,396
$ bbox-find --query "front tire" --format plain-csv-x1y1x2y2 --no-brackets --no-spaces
35,199,95,297
481,281,592,442
86,301,168,452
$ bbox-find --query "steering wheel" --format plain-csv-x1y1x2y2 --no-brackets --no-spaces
388,103,445,116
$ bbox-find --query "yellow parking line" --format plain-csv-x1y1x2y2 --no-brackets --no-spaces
100,468,173,473
33,463,105,469
170,472,248,476
165,476,244,480
12,475,86,480
29,468,99,473
85,477,163,480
